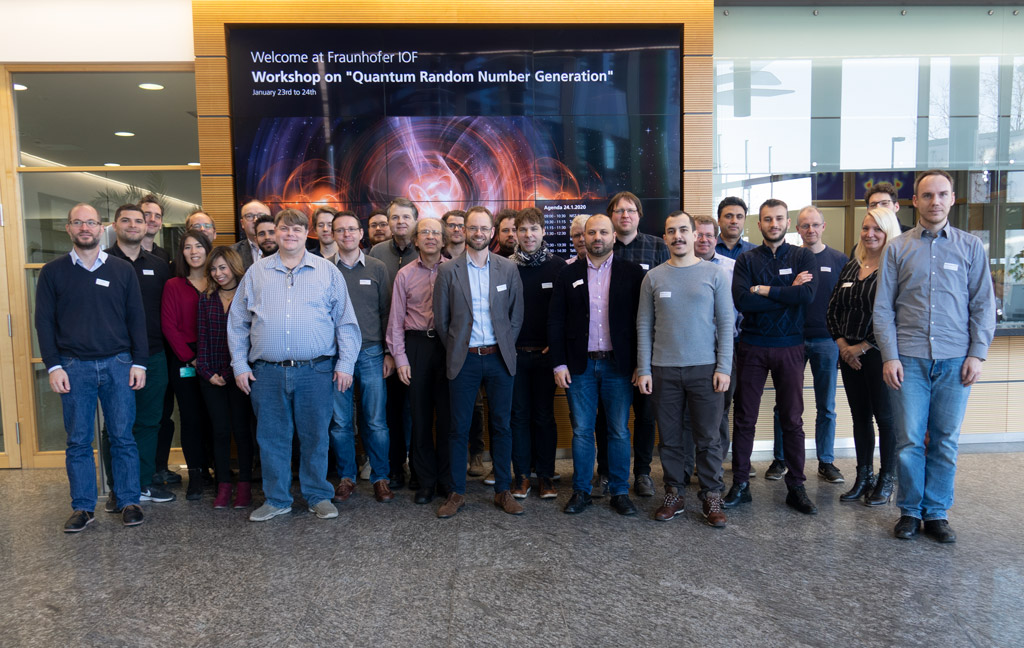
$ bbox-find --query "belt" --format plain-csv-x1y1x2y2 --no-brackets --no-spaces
257,355,332,368
468,344,499,356
406,328,437,338
588,351,614,360
517,346,545,352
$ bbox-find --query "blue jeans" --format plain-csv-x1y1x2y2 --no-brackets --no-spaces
61,353,140,511
329,345,390,484
251,359,334,508
449,353,514,494
890,356,971,521
564,357,633,496
772,337,839,464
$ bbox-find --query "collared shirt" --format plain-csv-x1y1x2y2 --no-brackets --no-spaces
385,255,445,367
715,236,756,260
467,253,496,347
70,248,108,272
613,232,668,273
874,223,996,361
249,239,262,263
587,253,613,352
227,250,361,375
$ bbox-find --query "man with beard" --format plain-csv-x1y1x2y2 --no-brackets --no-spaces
36,203,148,532
254,214,279,257
724,199,818,515
442,209,468,259
366,209,392,246
139,194,170,263
493,209,518,257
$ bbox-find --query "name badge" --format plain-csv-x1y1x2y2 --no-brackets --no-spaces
497,284,507,292
541,282,553,289
572,279,584,288
359,279,371,285
659,291,672,298
640,263,650,271
842,282,854,288
943,262,959,271
779,268,792,276
820,266,832,273
142,269,155,276
95,278,110,287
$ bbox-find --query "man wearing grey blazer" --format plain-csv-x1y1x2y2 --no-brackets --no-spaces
433,206,524,518
232,200,271,270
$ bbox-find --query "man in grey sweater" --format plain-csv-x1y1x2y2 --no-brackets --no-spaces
637,211,734,527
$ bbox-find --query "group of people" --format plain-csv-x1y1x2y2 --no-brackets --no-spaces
38,169,994,543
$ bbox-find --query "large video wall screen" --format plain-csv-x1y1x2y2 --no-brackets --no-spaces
228,26,681,256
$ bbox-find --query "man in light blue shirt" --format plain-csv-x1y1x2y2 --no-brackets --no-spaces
229,209,361,523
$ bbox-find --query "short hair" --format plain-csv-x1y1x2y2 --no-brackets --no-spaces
914,169,955,195
138,194,163,211
387,197,418,220
865,182,898,206
494,208,516,228
515,206,544,230
759,198,789,215
368,208,388,221
441,209,467,224
798,205,823,221
274,208,309,230
332,210,359,228
856,207,903,266
174,232,212,278
311,206,339,225
254,213,275,230
204,246,244,295
67,203,97,223
114,203,143,221
607,191,643,220
717,196,748,219
411,217,447,248
185,209,211,230
664,210,695,231
570,214,590,235
692,214,720,237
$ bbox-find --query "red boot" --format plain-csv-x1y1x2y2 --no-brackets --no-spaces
234,481,252,508
213,482,232,509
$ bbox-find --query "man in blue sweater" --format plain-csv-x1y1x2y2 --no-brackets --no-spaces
724,198,819,515
36,203,149,533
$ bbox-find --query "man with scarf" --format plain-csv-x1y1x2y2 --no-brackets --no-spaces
508,207,567,500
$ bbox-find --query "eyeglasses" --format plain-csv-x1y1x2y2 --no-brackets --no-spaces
695,233,717,240
333,226,360,234
242,213,271,221
868,199,895,209
466,226,491,234
612,208,638,216
69,219,101,228
191,223,215,230
370,222,389,229
446,223,465,230
419,230,442,238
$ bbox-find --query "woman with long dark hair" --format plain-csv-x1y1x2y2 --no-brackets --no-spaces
197,246,255,508
161,232,212,500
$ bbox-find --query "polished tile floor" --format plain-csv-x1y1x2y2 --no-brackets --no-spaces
1,451,1022,647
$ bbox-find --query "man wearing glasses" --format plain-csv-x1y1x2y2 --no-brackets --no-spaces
366,209,392,246
441,209,468,260
36,203,149,532
185,210,217,242
233,200,271,270
865,182,911,234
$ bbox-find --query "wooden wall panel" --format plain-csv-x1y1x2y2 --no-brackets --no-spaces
195,57,229,116
683,171,712,217
683,55,713,114
199,175,238,241
198,117,233,175
683,114,712,170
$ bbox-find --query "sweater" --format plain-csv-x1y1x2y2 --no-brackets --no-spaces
515,255,566,348
804,245,848,339
732,242,816,347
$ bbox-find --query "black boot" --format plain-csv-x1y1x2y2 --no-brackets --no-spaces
186,469,204,501
839,466,875,502
864,472,896,506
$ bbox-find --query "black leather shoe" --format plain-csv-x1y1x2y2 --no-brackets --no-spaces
63,510,95,533
388,471,406,490
785,485,818,515
563,490,593,514
722,482,751,509
413,487,434,505
121,504,144,527
894,515,922,540
610,494,638,516
923,519,957,544
435,483,450,498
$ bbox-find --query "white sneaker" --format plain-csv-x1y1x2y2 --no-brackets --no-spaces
309,500,338,519
483,470,496,486
249,503,292,522
358,459,371,481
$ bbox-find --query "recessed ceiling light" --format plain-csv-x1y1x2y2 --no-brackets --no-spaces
114,131,135,137
13,83,27,91
104,163,121,167
187,162,201,166
138,83,164,91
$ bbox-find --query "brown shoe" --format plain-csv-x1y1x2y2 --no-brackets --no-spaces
494,489,525,515
538,477,557,499
333,477,355,503
702,492,728,528
511,475,531,499
467,453,486,477
373,480,394,502
653,487,685,521
437,492,466,518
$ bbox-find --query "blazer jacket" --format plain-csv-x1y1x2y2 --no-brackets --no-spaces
231,238,256,270
433,252,524,379
548,255,644,376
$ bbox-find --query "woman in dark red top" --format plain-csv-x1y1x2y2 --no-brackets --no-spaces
161,232,212,500
197,247,254,509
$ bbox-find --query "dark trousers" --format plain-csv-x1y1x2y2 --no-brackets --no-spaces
653,364,725,496
510,349,557,480
166,353,210,471
155,342,176,471
732,342,806,488
102,350,167,490
385,373,410,476
199,378,254,483
449,353,514,494
406,334,451,490
841,348,897,475
681,351,736,479
469,390,487,456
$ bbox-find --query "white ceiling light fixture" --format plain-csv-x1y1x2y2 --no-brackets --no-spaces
138,83,164,91
114,131,135,137
13,83,28,91
104,163,120,167
187,162,201,166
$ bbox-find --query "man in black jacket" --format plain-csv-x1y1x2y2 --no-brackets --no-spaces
548,214,644,516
